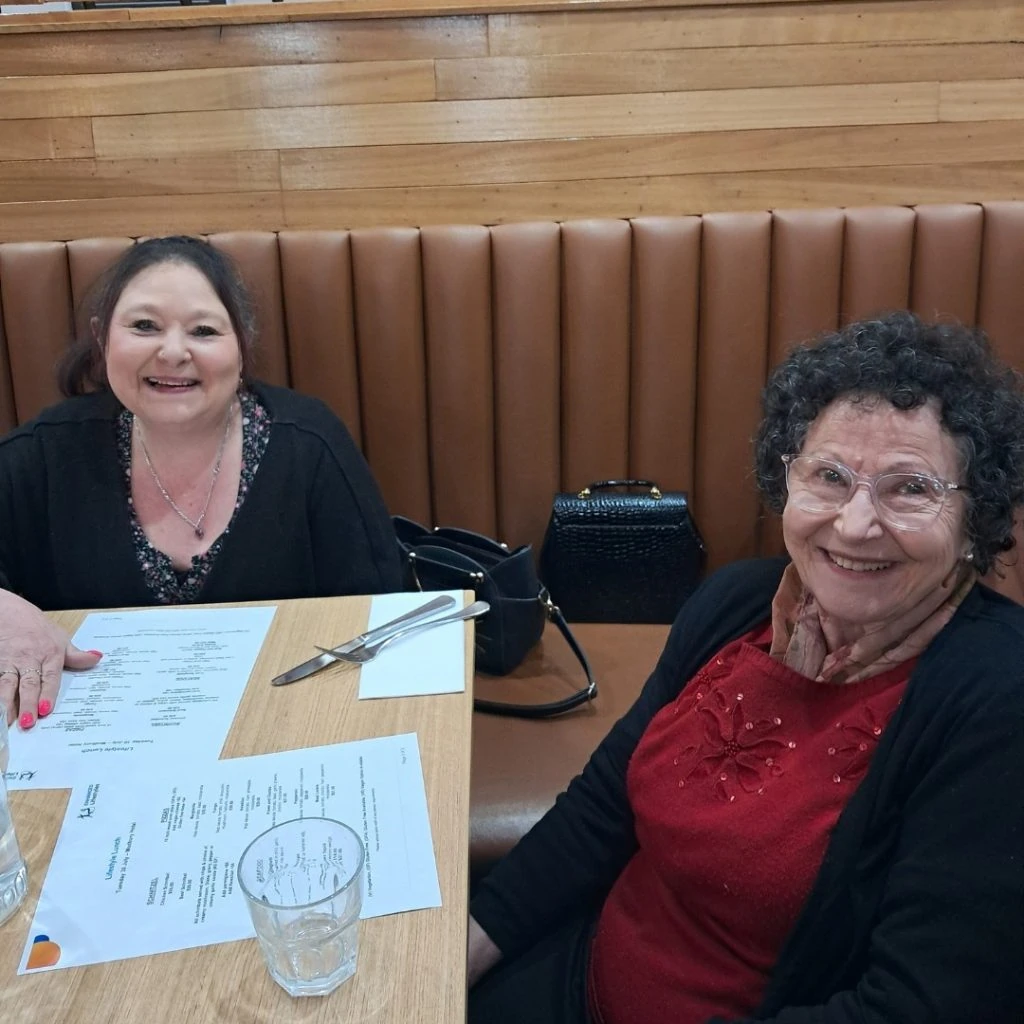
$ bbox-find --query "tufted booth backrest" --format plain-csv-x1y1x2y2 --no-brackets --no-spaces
1,204,1022,595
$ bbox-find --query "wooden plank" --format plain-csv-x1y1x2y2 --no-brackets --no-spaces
0,0,857,34
0,118,92,161
437,42,1023,99
488,0,1024,56
5,0,1019,68
277,161,1024,228
93,82,938,158
280,119,1024,189
0,152,281,202
0,0,826,7
0,26,220,76
1,0,1021,40
940,79,1024,121
0,7,130,31
3,165,1020,245
0,62,435,121
0,191,285,243
120,0,819,23
0,19,486,76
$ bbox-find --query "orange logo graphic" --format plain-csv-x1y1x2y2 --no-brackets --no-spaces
27,934,61,970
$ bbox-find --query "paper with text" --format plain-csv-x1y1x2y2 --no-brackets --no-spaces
5,606,277,791
18,733,439,973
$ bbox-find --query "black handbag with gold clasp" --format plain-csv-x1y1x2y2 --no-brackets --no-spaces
539,479,706,623
393,516,597,718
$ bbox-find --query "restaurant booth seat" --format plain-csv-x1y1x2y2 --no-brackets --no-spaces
1,202,1023,881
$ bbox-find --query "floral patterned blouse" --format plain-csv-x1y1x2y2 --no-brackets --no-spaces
117,389,271,604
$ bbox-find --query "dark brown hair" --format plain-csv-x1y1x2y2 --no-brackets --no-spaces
58,236,257,396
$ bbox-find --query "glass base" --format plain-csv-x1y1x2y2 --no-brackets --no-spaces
269,960,356,998
259,914,358,997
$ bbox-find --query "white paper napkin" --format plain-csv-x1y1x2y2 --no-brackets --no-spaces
357,591,469,699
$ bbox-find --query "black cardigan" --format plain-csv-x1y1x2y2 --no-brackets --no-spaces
471,558,1024,1023
0,382,403,609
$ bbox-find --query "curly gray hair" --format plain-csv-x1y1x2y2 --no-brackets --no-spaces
755,311,1024,576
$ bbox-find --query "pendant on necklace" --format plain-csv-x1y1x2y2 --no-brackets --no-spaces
194,526,205,540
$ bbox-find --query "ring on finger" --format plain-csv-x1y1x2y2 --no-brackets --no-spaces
0,667,18,678
18,668,42,680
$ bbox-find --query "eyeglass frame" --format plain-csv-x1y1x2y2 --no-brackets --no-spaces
780,453,968,532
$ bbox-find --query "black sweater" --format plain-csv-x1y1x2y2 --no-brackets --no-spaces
471,558,1024,1023
0,382,403,609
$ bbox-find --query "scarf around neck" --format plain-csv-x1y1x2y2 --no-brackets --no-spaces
769,560,976,684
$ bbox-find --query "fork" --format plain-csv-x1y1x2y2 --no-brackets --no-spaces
315,600,490,665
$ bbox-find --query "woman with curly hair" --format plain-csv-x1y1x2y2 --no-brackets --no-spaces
468,311,1024,1024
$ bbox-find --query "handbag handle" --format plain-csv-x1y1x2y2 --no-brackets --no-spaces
472,589,598,720
577,479,662,500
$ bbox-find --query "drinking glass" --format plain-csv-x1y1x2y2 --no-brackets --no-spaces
0,715,28,927
238,817,364,997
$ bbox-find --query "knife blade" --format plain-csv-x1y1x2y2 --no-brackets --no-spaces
271,594,456,686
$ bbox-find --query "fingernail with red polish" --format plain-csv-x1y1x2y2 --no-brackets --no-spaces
19,712,34,730
38,700,52,717
87,650,103,659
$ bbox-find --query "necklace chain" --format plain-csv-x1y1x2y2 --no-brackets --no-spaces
134,404,235,540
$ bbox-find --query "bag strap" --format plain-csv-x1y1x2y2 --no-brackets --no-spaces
474,588,598,719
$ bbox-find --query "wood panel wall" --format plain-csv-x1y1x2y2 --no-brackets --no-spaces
0,0,1022,242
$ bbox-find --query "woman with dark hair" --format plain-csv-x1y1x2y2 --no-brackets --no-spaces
0,236,402,727
467,312,1024,1023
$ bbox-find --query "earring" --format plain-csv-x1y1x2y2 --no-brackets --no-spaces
964,551,975,563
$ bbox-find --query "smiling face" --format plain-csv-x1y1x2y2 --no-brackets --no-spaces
102,261,243,432
782,397,971,643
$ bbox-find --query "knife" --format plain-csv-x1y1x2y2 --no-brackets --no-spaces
314,600,490,662
271,594,457,686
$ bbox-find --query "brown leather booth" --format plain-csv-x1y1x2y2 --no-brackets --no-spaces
1,203,1022,875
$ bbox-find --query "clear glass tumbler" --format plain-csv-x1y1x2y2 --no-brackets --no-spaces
0,715,28,927
238,817,365,997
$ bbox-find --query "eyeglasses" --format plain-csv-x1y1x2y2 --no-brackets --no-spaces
781,454,967,532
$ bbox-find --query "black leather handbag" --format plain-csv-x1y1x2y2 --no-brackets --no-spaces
539,480,706,623
393,516,597,718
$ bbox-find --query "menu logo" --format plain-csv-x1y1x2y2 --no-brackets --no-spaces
26,935,61,970
78,781,101,820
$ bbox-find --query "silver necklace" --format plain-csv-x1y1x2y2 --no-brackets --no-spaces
134,403,234,540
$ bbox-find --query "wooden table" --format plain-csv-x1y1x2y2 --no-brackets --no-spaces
1,596,473,1024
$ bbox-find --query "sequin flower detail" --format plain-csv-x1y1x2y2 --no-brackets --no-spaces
676,686,790,802
826,704,890,784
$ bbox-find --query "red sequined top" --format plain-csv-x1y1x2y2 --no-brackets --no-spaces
588,623,911,1024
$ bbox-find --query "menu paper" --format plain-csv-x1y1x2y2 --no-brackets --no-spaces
19,733,441,973
5,606,277,791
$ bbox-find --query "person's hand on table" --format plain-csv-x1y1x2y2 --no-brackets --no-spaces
0,589,103,729
467,914,503,988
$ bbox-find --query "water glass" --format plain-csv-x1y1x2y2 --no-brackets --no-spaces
0,715,29,927
238,817,364,997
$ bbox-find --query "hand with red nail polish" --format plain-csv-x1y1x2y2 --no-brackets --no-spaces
0,588,104,725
